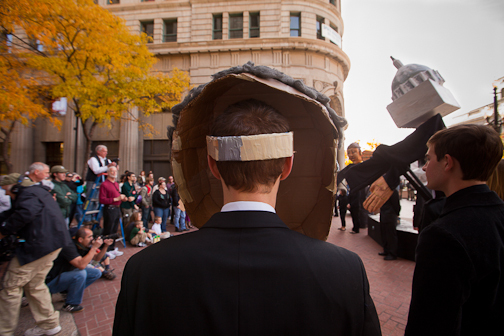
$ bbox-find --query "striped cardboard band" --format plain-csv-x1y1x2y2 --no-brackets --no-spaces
206,132,293,161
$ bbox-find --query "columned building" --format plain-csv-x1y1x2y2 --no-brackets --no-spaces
8,0,350,177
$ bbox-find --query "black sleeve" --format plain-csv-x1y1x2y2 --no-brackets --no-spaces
405,224,472,335
152,190,160,208
113,258,136,336
0,190,41,236
359,258,382,336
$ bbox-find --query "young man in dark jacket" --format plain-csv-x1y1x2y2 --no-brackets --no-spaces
406,125,504,335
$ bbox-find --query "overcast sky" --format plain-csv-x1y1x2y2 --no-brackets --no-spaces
340,0,504,150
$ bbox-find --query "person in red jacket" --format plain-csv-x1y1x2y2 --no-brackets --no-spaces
99,166,127,255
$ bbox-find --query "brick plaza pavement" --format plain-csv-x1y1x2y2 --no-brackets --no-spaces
326,215,415,336
15,201,417,336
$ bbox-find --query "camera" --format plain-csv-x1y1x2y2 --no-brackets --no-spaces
102,233,120,241
111,158,120,164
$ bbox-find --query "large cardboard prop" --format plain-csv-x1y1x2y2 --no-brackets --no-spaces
386,57,460,128
169,64,345,241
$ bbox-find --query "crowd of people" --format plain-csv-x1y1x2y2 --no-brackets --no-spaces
0,145,190,335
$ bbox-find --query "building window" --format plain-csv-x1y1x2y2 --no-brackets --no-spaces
213,14,223,40
290,13,301,37
330,23,339,45
141,21,154,43
329,0,336,5
229,13,243,39
163,19,177,42
1,32,13,49
107,0,120,4
316,16,324,40
249,12,260,38
45,142,64,169
28,37,43,52
143,140,172,179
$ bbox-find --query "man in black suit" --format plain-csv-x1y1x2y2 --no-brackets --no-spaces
405,124,504,335
113,99,381,336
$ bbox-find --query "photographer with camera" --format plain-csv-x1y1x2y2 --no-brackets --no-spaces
46,227,116,313
0,164,72,336
99,166,127,257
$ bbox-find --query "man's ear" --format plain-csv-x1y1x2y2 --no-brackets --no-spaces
207,155,221,180
444,154,455,172
280,156,294,181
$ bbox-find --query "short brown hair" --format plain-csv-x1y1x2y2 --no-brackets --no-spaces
487,159,504,200
210,99,290,192
427,124,503,181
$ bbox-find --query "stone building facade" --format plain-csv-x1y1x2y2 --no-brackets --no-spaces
7,0,350,177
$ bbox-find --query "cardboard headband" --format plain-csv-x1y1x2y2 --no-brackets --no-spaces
206,132,294,162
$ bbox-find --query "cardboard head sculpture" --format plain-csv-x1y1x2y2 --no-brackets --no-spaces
168,62,347,240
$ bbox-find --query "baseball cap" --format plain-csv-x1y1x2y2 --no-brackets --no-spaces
50,165,68,174
0,173,21,186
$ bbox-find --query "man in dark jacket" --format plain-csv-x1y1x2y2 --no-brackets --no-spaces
120,172,138,226
0,162,71,336
337,142,366,234
113,99,380,336
169,183,186,232
378,188,400,260
405,125,504,335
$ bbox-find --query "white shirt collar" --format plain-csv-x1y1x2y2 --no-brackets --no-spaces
221,201,276,213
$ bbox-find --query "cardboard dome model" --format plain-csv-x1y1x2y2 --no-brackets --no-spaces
168,62,347,241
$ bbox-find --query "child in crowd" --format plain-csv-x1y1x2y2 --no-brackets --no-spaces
130,221,153,247
151,216,162,235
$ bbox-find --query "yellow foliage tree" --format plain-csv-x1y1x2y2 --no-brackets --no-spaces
0,36,61,172
0,0,191,174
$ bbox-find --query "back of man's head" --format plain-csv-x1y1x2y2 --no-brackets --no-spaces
210,99,290,193
428,124,503,181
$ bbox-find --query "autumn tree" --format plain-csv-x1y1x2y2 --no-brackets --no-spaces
0,23,60,173
0,0,190,174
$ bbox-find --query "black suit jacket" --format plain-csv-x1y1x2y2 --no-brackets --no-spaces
113,211,381,336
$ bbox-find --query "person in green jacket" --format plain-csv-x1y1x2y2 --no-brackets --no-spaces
51,165,78,226
121,171,139,226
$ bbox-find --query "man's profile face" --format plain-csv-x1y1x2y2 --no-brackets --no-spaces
128,174,135,182
33,167,50,182
168,176,173,183
347,148,362,164
423,144,445,192
97,148,108,158
79,229,94,247
55,172,66,182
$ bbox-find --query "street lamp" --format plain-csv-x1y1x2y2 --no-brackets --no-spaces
493,86,501,135
486,86,501,135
